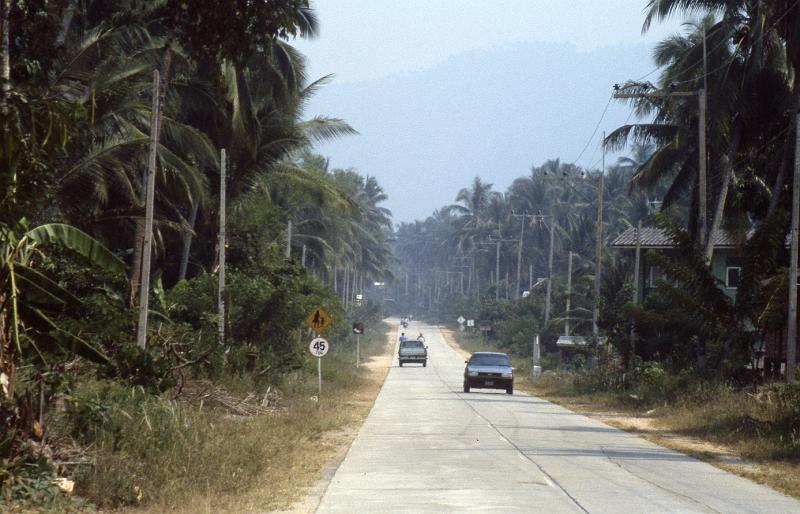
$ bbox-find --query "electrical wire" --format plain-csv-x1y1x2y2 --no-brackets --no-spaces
571,95,613,168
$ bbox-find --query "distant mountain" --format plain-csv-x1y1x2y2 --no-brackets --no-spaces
303,42,655,223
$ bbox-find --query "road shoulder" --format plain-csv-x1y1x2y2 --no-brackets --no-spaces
438,326,800,499
268,326,396,514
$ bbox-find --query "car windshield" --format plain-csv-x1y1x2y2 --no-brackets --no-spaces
469,354,510,367
401,341,424,348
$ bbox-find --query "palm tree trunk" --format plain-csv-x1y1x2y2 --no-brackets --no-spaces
129,38,174,306
705,122,742,262
177,200,199,282
767,88,800,218
1,0,11,101
55,0,78,47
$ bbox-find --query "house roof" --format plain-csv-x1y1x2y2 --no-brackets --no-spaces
610,227,737,249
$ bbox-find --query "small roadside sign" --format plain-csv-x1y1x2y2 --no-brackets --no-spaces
352,322,365,334
309,337,329,357
467,319,475,327
457,316,466,325
305,307,332,333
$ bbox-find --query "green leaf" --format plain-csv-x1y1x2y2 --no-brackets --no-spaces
24,223,126,275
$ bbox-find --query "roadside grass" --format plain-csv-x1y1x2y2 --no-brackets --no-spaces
42,322,394,513
441,326,800,499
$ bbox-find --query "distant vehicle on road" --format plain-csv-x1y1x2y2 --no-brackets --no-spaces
399,340,428,367
463,352,513,394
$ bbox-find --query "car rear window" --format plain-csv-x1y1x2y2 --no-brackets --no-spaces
401,340,424,348
469,354,510,366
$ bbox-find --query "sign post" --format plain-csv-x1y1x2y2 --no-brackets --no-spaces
309,337,329,395
305,307,332,396
353,322,365,367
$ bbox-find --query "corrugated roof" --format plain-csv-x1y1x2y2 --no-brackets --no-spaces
610,227,737,248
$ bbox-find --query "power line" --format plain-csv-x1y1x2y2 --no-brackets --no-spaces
571,95,613,167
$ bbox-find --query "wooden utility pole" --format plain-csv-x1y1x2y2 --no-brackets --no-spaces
698,25,709,250
631,220,642,369
565,251,573,336
787,109,800,383
218,149,227,346
592,134,606,341
136,70,161,349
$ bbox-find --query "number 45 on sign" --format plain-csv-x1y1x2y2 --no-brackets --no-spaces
309,337,329,357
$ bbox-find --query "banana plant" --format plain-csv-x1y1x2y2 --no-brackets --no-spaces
0,221,124,400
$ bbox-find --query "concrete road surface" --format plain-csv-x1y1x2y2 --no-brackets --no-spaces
316,321,800,513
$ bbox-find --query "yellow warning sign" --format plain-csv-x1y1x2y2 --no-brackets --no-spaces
305,307,332,333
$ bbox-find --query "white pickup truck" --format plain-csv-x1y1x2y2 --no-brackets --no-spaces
398,339,428,367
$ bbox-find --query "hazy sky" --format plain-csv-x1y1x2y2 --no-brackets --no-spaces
293,1,687,222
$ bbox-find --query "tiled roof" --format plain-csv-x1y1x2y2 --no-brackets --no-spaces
610,227,737,248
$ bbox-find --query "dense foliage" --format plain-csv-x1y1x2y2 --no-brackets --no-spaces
0,0,392,506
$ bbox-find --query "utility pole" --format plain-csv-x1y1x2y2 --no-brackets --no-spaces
698,25,709,250
631,220,642,370
545,219,555,325
218,149,227,346
285,219,292,259
529,264,533,290
565,251,573,336
513,213,537,298
301,244,307,267
593,133,606,341
788,108,800,383
482,237,519,300
135,70,161,349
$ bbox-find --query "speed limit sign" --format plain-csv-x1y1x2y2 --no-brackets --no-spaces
309,337,329,357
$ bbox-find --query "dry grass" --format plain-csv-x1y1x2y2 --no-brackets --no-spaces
441,326,800,499
53,324,399,514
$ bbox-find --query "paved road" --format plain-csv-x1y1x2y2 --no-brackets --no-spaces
316,321,800,513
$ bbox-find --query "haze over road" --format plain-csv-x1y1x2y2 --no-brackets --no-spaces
316,320,800,513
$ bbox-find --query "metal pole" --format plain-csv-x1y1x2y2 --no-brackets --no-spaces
787,110,800,383
218,149,227,346
565,250,573,336
356,333,360,368
136,70,161,349
301,244,307,267
592,135,605,341
318,355,322,395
